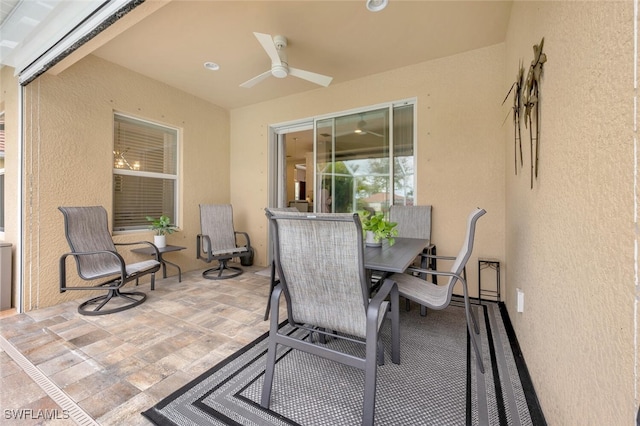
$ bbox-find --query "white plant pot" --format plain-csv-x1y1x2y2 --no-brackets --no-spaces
154,235,166,249
365,231,382,247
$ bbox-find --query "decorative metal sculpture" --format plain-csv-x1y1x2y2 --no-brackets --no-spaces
504,37,547,189
523,38,547,188
503,61,524,175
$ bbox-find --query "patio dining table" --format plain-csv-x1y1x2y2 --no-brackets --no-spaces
364,237,430,274
365,237,430,293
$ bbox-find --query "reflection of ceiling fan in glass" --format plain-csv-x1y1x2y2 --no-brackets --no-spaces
354,118,384,138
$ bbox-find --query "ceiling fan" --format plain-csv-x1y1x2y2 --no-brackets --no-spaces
240,32,333,89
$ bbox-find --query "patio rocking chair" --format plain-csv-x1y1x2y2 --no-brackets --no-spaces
196,204,253,280
392,207,486,372
262,210,400,426
58,206,161,316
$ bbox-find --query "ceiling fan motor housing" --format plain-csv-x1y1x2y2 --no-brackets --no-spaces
272,35,289,78
272,63,288,78
273,35,287,49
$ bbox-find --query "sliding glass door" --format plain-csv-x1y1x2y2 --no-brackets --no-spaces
314,102,414,215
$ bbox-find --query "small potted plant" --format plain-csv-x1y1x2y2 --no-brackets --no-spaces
358,211,398,247
146,215,177,248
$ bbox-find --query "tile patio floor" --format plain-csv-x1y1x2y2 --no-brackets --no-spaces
0,264,280,425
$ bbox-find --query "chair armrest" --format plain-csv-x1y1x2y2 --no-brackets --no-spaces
418,253,456,261
196,234,212,261
235,231,251,249
268,283,284,326
115,241,160,260
59,250,127,291
405,266,467,284
368,278,398,313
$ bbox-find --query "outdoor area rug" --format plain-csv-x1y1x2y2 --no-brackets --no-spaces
142,301,544,425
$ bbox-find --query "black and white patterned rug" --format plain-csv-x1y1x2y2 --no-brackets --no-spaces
142,301,544,425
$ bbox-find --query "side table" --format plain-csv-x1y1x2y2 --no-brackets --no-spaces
132,245,186,283
477,258,500,304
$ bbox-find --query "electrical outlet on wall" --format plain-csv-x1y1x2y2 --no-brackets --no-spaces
516,288,524,313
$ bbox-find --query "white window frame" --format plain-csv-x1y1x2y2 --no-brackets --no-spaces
112,113,179,233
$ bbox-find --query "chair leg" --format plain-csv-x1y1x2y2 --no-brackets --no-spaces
261,287,282,408
77,288,147,316
470,305,481,335
260,338,278,408
202,259,243,280
376,339,385,366
463,293,485,373
363,332,378,426
390,288,400,365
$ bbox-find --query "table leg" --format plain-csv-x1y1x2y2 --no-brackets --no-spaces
161,258,182,282
158,254,168,279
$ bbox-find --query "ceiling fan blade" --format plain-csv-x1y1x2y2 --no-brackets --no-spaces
240,70,272,88
254,32,282,65
289,67,333,87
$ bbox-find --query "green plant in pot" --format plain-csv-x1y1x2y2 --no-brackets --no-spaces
146,215,177,248
358,211,398,247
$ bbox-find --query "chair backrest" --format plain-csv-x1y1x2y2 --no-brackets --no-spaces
268,207,299,214
267,211,370,338
58,206,120,279
446,208,486,287
389,205,432,240
199,204,239,253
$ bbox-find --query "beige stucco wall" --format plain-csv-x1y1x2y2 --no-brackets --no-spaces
20,55,230,310
230,43,506,300
504,1,635,423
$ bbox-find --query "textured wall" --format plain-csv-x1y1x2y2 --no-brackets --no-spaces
21,55,230,310
230,44,506,299
504,1,635,423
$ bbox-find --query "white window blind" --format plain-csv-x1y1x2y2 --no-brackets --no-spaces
113,114,178,231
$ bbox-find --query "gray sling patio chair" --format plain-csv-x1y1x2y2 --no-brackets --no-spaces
58,206,161,316
389,204,437,313
262,210,400,426
389,204,436,268
196,204,253,280
392,207,486,373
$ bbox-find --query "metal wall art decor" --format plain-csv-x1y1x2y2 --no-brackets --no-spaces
503,61,524,175
504,37,547,188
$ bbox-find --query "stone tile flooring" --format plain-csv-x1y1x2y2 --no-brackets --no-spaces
0,265,279,425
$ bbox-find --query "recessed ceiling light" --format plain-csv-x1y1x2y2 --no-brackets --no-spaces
204,62,220,71
366,0,388,12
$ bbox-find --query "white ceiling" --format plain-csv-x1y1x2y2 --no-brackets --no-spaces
0,0,512,110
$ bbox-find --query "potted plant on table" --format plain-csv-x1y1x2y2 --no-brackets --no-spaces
146,215,177,248
358,211,398,247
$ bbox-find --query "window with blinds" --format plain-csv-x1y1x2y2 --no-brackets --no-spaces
113,114,178,231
